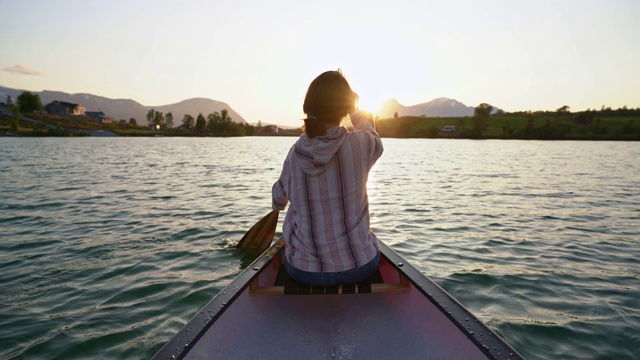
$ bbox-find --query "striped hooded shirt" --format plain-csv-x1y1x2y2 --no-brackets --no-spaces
272,115,383,272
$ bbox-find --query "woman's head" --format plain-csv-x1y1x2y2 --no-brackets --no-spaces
303,70,357,138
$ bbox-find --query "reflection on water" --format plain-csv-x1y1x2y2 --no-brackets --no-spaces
0,137,638,359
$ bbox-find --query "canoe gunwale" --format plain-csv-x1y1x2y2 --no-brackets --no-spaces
152,241,283,360
377,242,523,359
152,240,523,360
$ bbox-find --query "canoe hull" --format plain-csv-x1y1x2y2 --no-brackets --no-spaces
153,241,522,360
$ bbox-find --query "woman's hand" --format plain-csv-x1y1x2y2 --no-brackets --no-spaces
349,110,374,126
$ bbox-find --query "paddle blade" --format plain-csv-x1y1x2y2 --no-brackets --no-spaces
236,210,279,250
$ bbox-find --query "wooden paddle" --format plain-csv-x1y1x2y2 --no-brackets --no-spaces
236,210,279,250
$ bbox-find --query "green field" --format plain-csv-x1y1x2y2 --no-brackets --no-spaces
376,111,640,140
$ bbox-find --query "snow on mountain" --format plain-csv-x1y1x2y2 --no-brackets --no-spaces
375,97,503,119
376,97,477,118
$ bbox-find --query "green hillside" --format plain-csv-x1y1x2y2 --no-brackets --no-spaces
376,108,640,140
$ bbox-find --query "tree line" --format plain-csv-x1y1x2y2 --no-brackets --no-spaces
146,108,253,136
377,102,640,140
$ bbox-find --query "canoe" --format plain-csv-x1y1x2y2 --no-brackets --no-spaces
153,239,523,359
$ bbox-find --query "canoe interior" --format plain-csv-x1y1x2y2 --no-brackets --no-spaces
154,241,522,360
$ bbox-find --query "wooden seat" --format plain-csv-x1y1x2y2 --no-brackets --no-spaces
250,264,408,295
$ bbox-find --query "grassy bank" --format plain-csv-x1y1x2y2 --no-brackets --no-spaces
0,113,215,137
376,111,640,140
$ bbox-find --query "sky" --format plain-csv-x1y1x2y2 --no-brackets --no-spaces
1,0,639,126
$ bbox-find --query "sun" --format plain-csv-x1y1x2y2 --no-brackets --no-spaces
355,93,378,114
351,84,387,116
345,71,394,117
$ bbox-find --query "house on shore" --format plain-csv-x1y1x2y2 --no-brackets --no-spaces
85,111,113,124
260,125,279,134
45,101,85,116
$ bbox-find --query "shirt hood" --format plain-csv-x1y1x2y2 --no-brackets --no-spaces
294,126,348,176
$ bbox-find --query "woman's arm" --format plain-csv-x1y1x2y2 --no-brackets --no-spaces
272,153,290,211
272,178,288,211
350,111,384,166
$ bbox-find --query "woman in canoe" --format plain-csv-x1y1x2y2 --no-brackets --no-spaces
272,70,384,286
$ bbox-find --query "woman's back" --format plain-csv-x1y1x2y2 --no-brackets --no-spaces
272,113,383,272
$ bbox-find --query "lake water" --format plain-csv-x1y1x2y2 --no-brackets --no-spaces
0,137,638,359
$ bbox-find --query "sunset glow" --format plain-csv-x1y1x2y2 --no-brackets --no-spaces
1,0,638,126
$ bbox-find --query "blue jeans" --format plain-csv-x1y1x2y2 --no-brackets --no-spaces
285,252,381,286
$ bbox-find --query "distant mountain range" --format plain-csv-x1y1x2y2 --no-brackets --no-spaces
375,97,500,118
1,84,499,127
0,85,247,125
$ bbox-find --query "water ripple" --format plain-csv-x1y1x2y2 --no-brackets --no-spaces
0,138,639,359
